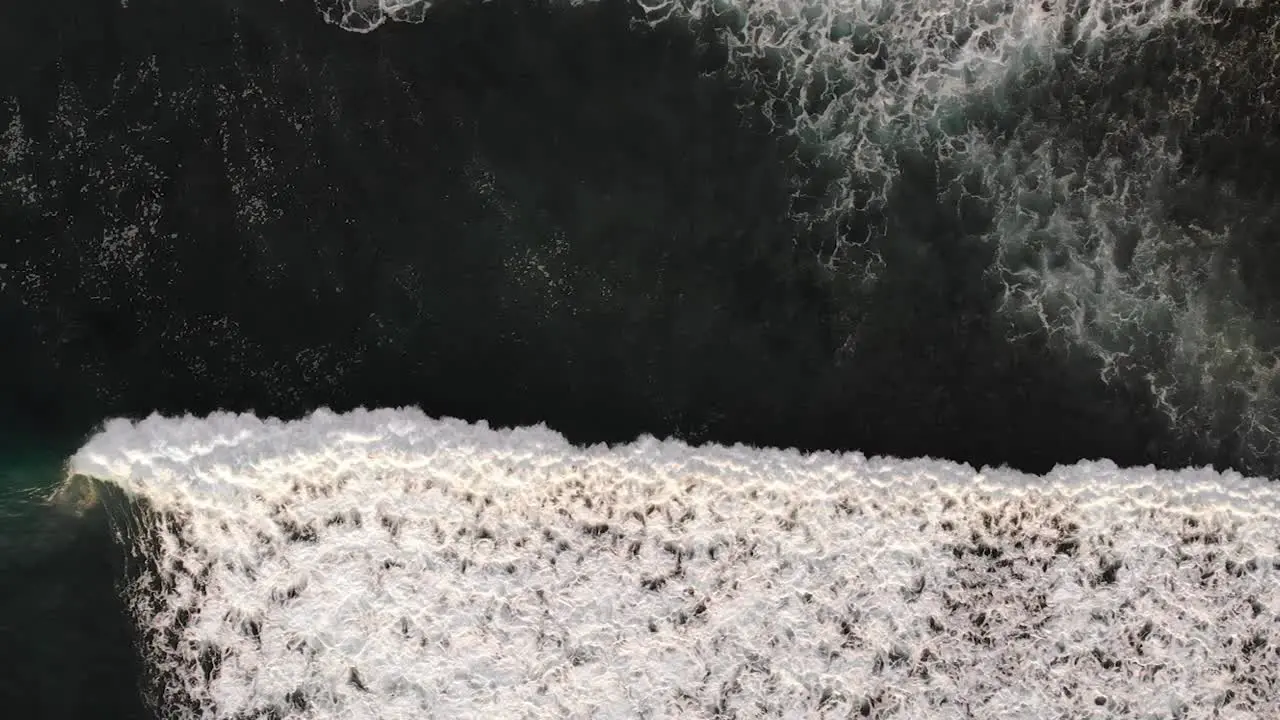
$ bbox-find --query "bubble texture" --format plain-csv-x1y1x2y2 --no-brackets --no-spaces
71,408,1280,719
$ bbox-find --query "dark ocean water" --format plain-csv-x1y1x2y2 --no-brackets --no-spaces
0,0,1278,716
0,430,149,718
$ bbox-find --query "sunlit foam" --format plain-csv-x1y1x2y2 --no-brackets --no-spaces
71,408,1280,718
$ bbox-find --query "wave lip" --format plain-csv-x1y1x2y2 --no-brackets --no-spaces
72,408,1280,718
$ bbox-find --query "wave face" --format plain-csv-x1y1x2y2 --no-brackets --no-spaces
1,0,1278,477
0,446,150,720
71,409,1280,719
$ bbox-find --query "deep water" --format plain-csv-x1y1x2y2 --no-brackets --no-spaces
1,0,1278,716
1,0,1206,476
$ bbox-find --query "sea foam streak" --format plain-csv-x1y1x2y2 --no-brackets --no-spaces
322,0,1280,474
72,409,1280,718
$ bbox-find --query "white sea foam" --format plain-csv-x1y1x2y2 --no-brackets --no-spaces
71,408,1280,718
308,0,1280,463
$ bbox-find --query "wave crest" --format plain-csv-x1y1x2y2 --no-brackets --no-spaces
72,409,1280,718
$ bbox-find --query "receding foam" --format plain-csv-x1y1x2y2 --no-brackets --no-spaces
309,0,1280,466
71,408,1280,718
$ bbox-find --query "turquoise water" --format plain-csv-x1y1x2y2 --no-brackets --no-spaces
0,430,150,719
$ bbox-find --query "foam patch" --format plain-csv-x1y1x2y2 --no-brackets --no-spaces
70,408,1280,718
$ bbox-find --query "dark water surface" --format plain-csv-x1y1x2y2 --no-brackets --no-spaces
0,432,149,719
1,0,1199,474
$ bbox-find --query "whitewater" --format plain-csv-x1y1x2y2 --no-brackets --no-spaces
324,0,1280,473
69,408,1280,718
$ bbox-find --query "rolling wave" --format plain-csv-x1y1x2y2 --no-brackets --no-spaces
70,408,1280,718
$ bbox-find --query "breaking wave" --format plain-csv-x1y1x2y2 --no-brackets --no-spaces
70,408,1280,718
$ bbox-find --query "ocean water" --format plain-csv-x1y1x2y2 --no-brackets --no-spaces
0,430,150,718
1,0,1278,717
